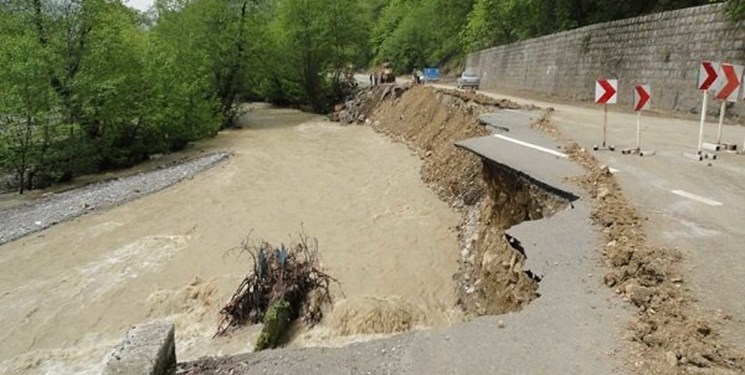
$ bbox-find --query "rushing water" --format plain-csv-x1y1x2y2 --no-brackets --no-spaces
0,105,462,374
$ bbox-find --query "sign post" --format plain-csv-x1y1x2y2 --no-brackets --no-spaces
623,84,653,156
593,79,618,151
742,81,745,153
695,61,719,155
634,85,655,156
712,63,743,150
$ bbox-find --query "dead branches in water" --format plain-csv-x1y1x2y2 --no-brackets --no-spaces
215,232,335,348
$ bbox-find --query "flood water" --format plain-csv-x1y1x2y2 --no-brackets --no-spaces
0,105,462,374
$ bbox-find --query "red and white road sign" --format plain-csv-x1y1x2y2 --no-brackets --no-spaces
714,63,744,102
634,85,651,111
698,61,719,91
595,79,618,104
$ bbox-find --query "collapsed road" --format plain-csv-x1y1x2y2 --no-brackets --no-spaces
3,84,743,375
176,86,632,374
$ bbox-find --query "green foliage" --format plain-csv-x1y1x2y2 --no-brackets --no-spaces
255,299,292,351
0,0,726,193
725,0,745,20
269,0,369,111
365,0,714,70
371,0,474,72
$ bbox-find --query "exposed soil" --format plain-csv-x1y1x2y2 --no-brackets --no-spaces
349,84,745,373
349,84,570,316
531,111,745,374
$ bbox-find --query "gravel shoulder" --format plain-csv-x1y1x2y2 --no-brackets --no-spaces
0,152,229,246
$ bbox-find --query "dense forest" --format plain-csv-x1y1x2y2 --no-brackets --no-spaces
0,0,740,192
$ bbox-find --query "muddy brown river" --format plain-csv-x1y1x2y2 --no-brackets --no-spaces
0,105,462,374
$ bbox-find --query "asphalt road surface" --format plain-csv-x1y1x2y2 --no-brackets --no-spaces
435,81,745,349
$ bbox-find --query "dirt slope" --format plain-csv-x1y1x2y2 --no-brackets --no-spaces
361,84,745,373
358,85,570,315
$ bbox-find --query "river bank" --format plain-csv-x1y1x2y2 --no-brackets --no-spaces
0,152,229,246
0,103,464,374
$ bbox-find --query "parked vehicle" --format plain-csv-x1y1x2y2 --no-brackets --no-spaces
457,71,480,90
423,68,440,83
379,62,396,83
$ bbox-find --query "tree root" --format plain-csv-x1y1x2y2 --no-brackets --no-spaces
215,231,335,350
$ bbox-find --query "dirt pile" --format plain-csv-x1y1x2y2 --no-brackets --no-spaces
524,112,745,374
572,145,743,374
359,85,567,315
329,84,410,125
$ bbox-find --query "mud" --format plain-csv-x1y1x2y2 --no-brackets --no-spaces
0,104,464,374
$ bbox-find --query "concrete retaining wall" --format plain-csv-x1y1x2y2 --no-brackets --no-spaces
103,322,176,375
465,4,745,117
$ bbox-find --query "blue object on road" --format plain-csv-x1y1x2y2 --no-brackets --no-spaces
423,68,440,82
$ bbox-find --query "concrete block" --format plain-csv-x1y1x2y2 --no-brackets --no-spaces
103,322,176,375
702,142,721,152
683,152,703,161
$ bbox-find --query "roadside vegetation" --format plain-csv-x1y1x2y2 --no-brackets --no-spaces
0,0,368,193
0,0,736,193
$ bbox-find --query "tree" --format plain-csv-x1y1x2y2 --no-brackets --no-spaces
726,0,745,20
0,12,58,193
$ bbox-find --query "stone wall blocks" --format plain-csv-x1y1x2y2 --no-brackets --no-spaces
466,4,745,117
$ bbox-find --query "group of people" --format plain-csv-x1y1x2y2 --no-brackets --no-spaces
369,72,382,86
412,69,424,84
367,68,425,86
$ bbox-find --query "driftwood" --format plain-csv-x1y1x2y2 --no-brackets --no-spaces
215,232,335,350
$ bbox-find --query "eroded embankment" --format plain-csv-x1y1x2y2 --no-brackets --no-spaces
532,113,745,374
0,107,465,374
349,85,570,316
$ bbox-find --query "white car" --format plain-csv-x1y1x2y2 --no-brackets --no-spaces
457,71,480,90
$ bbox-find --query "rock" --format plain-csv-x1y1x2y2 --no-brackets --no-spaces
686,352,710,367
599,165,612,176
462,188,482,206
497,320,505,329
597,186,611,200
624,282,653,307
481,249,499,271
103,322,176,375
665,351,678,367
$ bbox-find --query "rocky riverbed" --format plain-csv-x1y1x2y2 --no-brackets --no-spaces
0,152,229,246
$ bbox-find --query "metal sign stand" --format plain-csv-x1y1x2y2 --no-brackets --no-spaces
622,109,655,157
593,104,615,151
698,90,707,154
712,101,738,151
716,101,726,144
685,90,716,161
